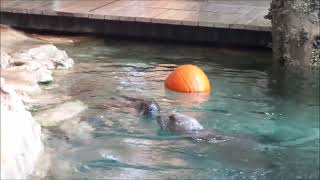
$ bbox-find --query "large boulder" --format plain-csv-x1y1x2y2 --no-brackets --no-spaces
1,67,42,97
0,51,12,68
34,100,88,127
0,26,76,179
267,0,320,67
12,44,74,70
0,78,43,179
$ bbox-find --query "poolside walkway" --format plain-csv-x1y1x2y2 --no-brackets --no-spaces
1,0,271,31
0,0,272,46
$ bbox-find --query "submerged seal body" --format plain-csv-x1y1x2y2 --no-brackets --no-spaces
156,113,227,141
97,96,160,118
156,114,274,168
117,96,160,118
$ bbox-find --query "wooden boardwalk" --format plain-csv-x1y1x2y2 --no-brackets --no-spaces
1,0,271,31
0,0,272,47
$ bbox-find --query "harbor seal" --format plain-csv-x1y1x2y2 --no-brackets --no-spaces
155,112,275,168
156,112,228,142
137,99,160,118
94,96,160,118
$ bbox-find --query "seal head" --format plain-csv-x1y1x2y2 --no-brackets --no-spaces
156,113,227,141
156,112,204,133
139,100,160,118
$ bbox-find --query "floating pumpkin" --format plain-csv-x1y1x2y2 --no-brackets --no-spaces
165,64,211,93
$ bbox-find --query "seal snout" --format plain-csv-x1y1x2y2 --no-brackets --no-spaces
140,100,160,118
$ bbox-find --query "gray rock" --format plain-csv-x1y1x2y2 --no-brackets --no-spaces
36,69,53,84
1,77,43,179
8,44,75,84
0,51,12,68
269,0,320,68
0,26,75,180
0,67,42,96
27,45,74,69
34,100,88,127
11,44,74,70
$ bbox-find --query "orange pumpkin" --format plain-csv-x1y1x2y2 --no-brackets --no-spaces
165,64,211,93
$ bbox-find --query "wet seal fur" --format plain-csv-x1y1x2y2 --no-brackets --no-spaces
136,99,160,118
156,112,229,142
96,96,161,118
100,97,228,142
155,112,276,169
120,98,230,142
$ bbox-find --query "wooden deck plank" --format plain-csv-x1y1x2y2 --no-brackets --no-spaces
163,1,200,11
230,7,266,29
0,0,17,8
134,1,172,9
105,6,169,22
91,0,137,14
7,1,50,14
247,9,272,31
0,0,272,31
204,0,270,7
0,0,22,12
63,0,113,12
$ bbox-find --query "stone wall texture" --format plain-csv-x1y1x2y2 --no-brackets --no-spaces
268,0,320,67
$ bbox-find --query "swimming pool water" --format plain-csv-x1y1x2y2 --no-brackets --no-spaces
43,38,319,179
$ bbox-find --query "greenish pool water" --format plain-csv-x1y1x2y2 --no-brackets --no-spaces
46,38,319,179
